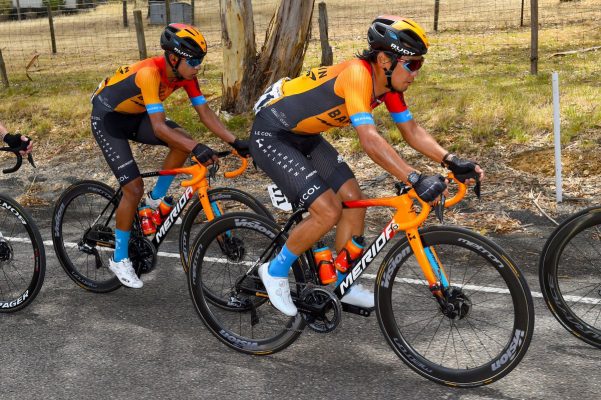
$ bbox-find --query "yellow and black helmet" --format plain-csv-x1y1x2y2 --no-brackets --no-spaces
160,23,207,61
367,16,429,57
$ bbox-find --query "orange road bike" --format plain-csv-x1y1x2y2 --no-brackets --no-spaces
51,152,272,292
187,175,534,387
539,205,601,348
0,147,45,312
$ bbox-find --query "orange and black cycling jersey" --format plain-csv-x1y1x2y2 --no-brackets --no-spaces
259,59,413,134
92,56,206,114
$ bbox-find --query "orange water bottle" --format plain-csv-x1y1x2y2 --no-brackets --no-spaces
159,195,174,217
314,241,337,285
334,235,365,273
138,203,156,237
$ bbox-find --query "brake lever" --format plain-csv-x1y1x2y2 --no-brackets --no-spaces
473,181,481,199
435,194,446,223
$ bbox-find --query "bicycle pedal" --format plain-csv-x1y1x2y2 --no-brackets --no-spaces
342,303,373,317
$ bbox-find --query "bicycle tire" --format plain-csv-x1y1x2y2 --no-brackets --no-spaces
539,205,601,348
179,187,273,272
52,180,121,293
0,193,45,312
375,226,534,387
188,212,306,355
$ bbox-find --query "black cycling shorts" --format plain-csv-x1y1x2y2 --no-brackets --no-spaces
91,100,180,186
249,113,354,210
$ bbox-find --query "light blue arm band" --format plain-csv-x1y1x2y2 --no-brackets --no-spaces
390,110,413,123
350,112,375,127
146,103,165,114
190,95,207,106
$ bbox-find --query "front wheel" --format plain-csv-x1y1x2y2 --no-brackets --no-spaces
188,212,306,355
179,187,273,272
52,180,122,293
375,226,534,387
0,193,45,312
539,206,601,348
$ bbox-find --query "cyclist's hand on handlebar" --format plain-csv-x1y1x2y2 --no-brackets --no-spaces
192,143,217,166
229,138,250,158
412,173,447,203
442,154,484,185
3,133,33,156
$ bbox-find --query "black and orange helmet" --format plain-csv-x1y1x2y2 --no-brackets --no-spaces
160,23,207,61
367,16,429,57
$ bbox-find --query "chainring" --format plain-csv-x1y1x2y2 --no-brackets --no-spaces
299,286,342,333
128,237,157,275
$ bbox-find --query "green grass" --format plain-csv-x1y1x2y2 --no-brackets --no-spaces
0,16,599,155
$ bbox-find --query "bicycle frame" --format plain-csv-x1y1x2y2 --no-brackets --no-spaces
94,154,247,250
299,175,468,301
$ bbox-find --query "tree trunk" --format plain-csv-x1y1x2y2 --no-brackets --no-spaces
220,0,315,113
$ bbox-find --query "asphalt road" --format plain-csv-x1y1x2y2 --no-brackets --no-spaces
1,206,600,400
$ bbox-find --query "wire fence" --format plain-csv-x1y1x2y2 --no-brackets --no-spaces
0,0,599,76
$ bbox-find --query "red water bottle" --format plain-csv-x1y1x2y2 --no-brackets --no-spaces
138,203,156,237
314,241,337,285
159,196,174,218
334,236,365,273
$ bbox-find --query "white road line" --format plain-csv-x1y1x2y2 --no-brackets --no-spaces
18,238,598,305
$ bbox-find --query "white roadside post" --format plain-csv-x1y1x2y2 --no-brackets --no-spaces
552,72,563,203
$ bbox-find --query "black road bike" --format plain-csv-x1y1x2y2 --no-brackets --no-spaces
188,176,534,387
539,205,601,348
51,152,272,292
0,147,45,312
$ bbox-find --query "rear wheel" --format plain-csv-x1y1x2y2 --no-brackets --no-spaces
539,206,601,348
52,180,121,293
0,193,45,312
375,226,534,387
188,212,306,354
179,187,273,272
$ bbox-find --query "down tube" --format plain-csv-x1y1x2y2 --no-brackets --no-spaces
334,220,398,298
153,186,195,246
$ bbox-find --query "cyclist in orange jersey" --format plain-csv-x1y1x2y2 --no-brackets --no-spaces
0,121,33,155
90,23,249,288
250,16,484,316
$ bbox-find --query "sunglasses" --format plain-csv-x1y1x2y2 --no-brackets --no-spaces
185,57,204,68
399,58,424,73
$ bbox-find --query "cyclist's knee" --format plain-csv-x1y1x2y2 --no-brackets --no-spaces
336,179,364,202
309,194,342,228
122,178,144,201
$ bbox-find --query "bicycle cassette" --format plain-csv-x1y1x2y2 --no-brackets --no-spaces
299,286,342,333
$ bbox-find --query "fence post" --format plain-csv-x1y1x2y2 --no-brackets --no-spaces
520,0,525,27
123,0,128,28
0,49,9,88
433,0,440,31
318,2,333,66
530,0,538,74
47,3,57,54
134,10,147,60
165,0,171,24
191,0,195,24
15,0,22,21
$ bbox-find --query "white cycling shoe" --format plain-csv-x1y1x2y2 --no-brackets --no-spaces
258,262,298,317
109,258,143,289
341,283,374,309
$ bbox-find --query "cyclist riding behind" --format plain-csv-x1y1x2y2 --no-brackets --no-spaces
90,23,249,289
249,16,483,316
0,121,33,155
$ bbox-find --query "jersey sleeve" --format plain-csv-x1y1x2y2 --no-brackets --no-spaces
135,67,165,114
336,64,375,127
181,78,206,106
383,92,413,123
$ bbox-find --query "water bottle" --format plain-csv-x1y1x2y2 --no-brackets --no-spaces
334,235,365,273
314,241,336,285
138,202,156,237
151,196,174,226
